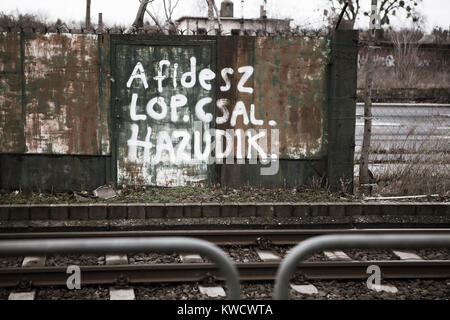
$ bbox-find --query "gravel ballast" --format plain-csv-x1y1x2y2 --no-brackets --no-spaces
45,254,103,267
0,257,23,268
129,252,181,264
2,279,447,300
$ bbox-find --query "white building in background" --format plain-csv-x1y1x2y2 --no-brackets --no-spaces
177,0,291,36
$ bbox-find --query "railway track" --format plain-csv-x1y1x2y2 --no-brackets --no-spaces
0,260,448,288
0,228,449,288
1,228,449,245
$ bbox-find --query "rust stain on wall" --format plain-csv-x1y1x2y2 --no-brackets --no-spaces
217,37,329,160
23,33,102,155
216,36,255,157
0,33,24,153
253,37,328,159
98,35,111,155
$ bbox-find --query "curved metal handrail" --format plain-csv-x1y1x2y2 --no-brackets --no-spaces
274,233,450,300
0,236,241,300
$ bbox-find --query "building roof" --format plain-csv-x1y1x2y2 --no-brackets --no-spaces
176,16,292,23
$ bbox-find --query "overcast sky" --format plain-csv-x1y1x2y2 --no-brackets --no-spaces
1,0,448,32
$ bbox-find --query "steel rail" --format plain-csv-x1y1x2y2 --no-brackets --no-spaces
0,260,448,288
274,234,450,300
0,229,449,245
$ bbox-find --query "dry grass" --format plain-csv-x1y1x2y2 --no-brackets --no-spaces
375,159,449,196
369,127,449,196
391,29,422,88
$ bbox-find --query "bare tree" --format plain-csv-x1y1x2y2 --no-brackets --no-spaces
206,0,214,34
205,0,222,34
130,0,153,32
129,0,182,34
162,0,181,23
0,12,48,30
323,0,422,29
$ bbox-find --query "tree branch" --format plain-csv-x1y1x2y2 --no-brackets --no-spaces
211,0,222,34
163,0,170,21
145,7,164,31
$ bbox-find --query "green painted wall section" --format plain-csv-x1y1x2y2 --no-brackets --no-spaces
111,37,216,187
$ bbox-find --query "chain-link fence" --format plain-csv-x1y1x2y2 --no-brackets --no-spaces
355,40,450,196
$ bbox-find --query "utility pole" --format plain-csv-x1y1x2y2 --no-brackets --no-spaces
359,0,379,194
240,0,245,35
262,0,267,34
85,0,91,30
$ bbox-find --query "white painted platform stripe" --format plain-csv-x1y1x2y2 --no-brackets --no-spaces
357,103,450,107
372,122,401,126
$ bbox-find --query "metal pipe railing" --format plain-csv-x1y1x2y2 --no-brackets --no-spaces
274,233,450,300
0,237,241,299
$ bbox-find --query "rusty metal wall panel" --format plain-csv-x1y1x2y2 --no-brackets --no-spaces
220,160,322,188
0,33,24,153
0,33,354,191
23,33,103,155
112,37,216,187
98,35,111,155
216,37,254,157
217,36,329,160
254,37,329,159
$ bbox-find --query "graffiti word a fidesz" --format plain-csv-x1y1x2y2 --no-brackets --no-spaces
126,58,279,175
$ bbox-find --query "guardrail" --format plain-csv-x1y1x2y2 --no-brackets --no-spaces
0,236,241,299
1,234,449,300
273,233,450,300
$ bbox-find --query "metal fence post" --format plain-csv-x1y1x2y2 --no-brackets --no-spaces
0,237,241,300
274,233,450,300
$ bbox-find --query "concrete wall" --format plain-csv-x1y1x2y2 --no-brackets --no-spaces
358,42,450,70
